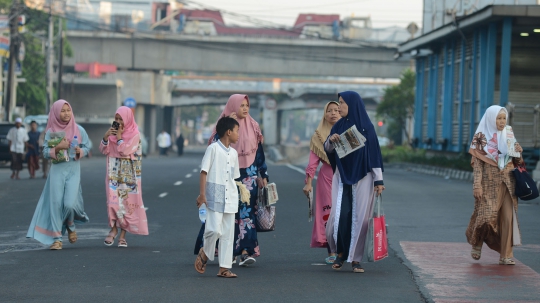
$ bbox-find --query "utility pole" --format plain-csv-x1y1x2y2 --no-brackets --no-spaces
56,13,63,99
45,3,54,113
5,0,20,122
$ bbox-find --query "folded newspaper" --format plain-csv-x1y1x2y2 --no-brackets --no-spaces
307,190,313,222
331,125,366,158
259,183,279,207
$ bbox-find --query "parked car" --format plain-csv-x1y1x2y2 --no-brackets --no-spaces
0,122,16,162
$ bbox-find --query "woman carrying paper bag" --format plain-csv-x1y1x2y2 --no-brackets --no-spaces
324,91,385,273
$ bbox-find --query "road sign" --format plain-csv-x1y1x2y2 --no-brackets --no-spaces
123,97,136,108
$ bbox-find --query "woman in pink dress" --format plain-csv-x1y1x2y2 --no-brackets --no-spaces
101,106,148,248
303,101,340,263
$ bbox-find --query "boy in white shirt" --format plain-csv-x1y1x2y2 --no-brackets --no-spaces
195,117,240,278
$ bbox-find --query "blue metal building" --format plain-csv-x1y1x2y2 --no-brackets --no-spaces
399,5,540,159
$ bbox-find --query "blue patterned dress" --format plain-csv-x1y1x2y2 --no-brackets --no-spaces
194,142,269,257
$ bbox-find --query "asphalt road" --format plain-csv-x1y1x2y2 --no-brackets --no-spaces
1,152,539,303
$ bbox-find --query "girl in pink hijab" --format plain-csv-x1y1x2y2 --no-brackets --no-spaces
101,106,148,248
27,100,90,250
195,94,268,267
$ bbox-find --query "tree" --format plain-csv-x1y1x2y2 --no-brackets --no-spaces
376,69,415,145
17,9,73,115
0,1,74,115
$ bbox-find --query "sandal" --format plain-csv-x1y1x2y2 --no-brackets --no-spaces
118,238,128,248
49,241,62,250
239,254,256,267
499,258,516,265
471,246,482,260
194,248,208,274
352,262,365,273
104,231,117,246
332,256,345,270
325,255,337,265
217,269,237,278
67,229,77,244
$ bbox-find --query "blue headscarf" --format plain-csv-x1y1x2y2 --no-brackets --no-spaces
327,91,383,185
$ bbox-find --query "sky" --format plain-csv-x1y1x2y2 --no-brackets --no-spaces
187,0,424,29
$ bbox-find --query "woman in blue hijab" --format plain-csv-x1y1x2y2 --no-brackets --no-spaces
324,91,385,273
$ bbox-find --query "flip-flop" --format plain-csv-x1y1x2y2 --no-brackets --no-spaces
217,269,237,278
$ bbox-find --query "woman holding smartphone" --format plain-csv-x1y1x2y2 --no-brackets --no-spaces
101,106,148,248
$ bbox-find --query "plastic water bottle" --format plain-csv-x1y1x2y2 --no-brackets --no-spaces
69,136,78,158
198,204,207,223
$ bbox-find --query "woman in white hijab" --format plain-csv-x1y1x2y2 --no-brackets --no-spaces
466,105,524,265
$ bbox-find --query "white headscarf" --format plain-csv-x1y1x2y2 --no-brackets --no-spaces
469,105,511,169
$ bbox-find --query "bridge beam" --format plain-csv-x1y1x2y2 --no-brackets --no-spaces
65,31,409,79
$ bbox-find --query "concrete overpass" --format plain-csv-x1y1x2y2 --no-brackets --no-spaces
64,31,409,79
60,72,390,153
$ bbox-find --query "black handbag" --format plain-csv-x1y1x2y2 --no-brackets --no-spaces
512,165,539,201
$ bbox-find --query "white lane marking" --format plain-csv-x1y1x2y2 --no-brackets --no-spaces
159,192,168,198
144,207,149,211
311,263,327,266
286,164,317,180
193,168,198,172
185,173,192,178
174,181,183,186
153,251,160,253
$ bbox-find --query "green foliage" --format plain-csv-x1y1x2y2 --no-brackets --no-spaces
14,8,73,115
381,146,473,171
377,69,415,144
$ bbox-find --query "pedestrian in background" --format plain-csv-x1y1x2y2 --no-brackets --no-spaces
27,100,90,250
466,105,524,265
38,131,50,178
26,121,41,179
157,129,171,156
303,101,340,264
7,117,28,180
176,133,184,156
194,117,241,278
325,91,385,273
194,94,268,267
101,106,148,248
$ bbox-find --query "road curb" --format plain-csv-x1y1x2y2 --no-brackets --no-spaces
389,163,474,182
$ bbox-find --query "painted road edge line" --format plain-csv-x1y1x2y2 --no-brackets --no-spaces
285,164,317,180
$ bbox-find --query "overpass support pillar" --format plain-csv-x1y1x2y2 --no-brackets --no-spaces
262,106,279,145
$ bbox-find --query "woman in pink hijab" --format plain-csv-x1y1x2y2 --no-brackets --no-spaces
100,106,148,248
27,100,91,250
194,94,268,267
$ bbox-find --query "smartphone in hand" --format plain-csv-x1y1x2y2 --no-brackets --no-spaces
112,121,120,130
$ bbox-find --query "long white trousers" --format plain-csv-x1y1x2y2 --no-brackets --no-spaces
203,208,235,269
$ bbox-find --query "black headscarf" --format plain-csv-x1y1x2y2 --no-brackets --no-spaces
327,91,383,185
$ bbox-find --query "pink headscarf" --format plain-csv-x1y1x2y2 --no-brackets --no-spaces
109,106,139,144
46,100,81,140
209,94,262,169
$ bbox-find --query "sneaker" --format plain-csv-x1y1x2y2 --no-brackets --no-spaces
239,254,256,267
